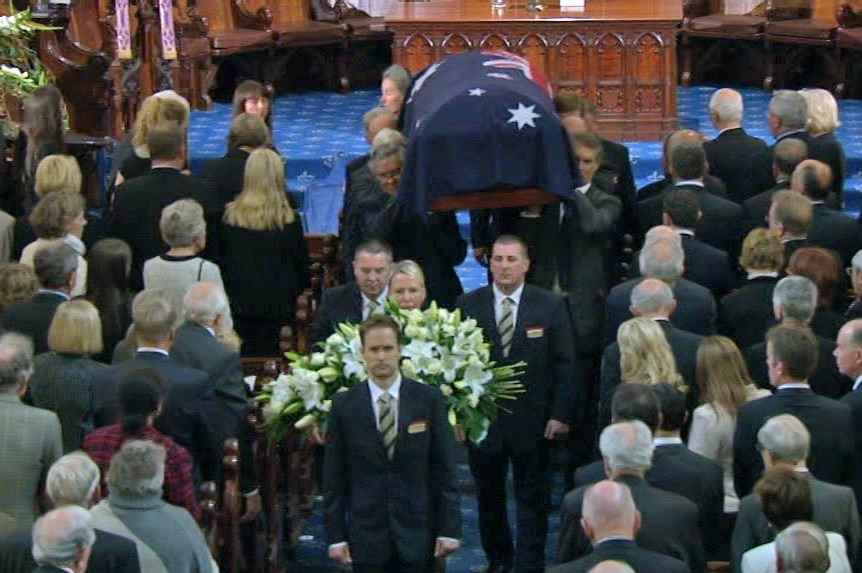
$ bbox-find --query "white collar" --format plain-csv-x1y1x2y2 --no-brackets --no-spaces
781,237,807,243
809,200,825,206
716,126,741,137
778,383,810,390
368,374,402,402
493,282,525,307
137,347,170,356
747,271,780,280
361,288,388,308
776,129,807,141
203,325,216,337
38,289,70,301
675,228,695,237
853,375,862,392
675,179,705,188
575,183,591,194
595,535,634,545
62,233,86,256
653,436,683,446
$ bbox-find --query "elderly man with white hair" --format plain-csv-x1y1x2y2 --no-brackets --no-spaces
31,506,95,573
171,282,260,521
0,452,140,573
732,414,860,573
604,228,716,343
549,480,687,573
776,522,832,573
703,88,772,204
557,421,705,572
90,440,216,573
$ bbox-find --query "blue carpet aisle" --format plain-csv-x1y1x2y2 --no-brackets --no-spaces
182,86,862,571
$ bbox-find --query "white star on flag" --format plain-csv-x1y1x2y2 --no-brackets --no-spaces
507,103,540,130
468,88,486,96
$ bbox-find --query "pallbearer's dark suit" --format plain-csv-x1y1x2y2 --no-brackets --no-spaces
323,377,461,572
457,283,576,573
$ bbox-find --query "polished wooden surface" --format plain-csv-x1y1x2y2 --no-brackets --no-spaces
385,0,681,22
386,0,681,140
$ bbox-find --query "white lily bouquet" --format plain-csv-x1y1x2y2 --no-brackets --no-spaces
257,299,526,444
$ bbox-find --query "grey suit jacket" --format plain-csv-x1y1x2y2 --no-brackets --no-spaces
0,394,62,526
731,471,861,573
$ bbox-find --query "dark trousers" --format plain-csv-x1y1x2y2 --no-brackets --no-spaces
352,556,433,573
468,442,550,573
566,349,602,491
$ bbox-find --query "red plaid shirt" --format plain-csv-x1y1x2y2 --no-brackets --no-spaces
83,424,201,521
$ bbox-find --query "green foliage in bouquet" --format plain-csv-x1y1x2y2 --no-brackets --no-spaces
257,299,526,445
0,5,56,102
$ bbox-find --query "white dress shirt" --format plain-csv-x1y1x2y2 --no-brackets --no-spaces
493,282,525,326
368,375,401,431
854,375,862,392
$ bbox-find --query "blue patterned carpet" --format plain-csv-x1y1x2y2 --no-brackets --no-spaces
184,86,862,572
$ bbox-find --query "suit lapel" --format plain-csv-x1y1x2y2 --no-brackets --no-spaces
351,284,364,323
356,382,387,460
511,284,532,353
395,379,413,462
475,287,500,349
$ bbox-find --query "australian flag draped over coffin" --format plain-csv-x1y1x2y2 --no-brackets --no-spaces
398,50,578,215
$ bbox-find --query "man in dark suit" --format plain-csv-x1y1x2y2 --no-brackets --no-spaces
106,120,222,290
659,188,736,296
342,108,398,279
767,91,813,159
548,480,688,573
170,282,260,521
30,506,95,573
637,129,728,203
768,189,813,270
91,289,221,483
600,279,704,417
833,319,862,514
742,138,807,235
457,234,575,573
731,414,860,573
796,159,861,271
558,421,706,573
323,315,461,572
311,239,393,345
704,88,772,204
604,233,716,343
719,229,784,350
638,141,742,255
1,242,76,355
733,324,854,498
0,452,140,573
744,276,846,398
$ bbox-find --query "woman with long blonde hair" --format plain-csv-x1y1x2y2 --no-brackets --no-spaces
618,318,683,387
220,149,310,355
689,335,769,513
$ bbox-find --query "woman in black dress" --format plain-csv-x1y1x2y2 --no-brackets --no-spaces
221,148,310,356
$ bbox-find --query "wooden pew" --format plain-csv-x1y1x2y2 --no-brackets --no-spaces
219,439,243,573
305,233,344,292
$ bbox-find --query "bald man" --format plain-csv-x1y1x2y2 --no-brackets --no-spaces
637,129,728,203
703,88,772,204
795,159,862,277
550,481,687,573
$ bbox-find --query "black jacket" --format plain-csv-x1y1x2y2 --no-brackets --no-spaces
549,538,688,573
1,291,67,355
634,233,737,297
703,127,772,204
745,335,847,398
718,276,780,351
202,147,250,204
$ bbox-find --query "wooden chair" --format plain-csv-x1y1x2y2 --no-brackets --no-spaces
763,2,840,90
305,233,344,291
681,0,813,88
218,439,243,573
836,3,862,97
242,0,349,90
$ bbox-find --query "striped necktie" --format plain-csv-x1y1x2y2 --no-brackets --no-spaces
498,297,514,358
378,392,396,460
366,298,380,320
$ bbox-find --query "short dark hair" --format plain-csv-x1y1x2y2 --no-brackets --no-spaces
662,188,700,229
766,325,818,382
570,132,603,163
34,242,77,290
147,121,184,160
610,383,660,432
354,239,393,261
651,383,686,432
118,369,165,437
359,314,401,346
492,234,530,260
773,138,808,178
755,466,813,530
670,141,707,180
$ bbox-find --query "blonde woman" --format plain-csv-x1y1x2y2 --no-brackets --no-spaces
0,263,38,312
689,335,769,513
20,191,88,296
388,259,427,311
599,317,684,429
800,88,845,203
28,300,106,451
221,148,310,356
